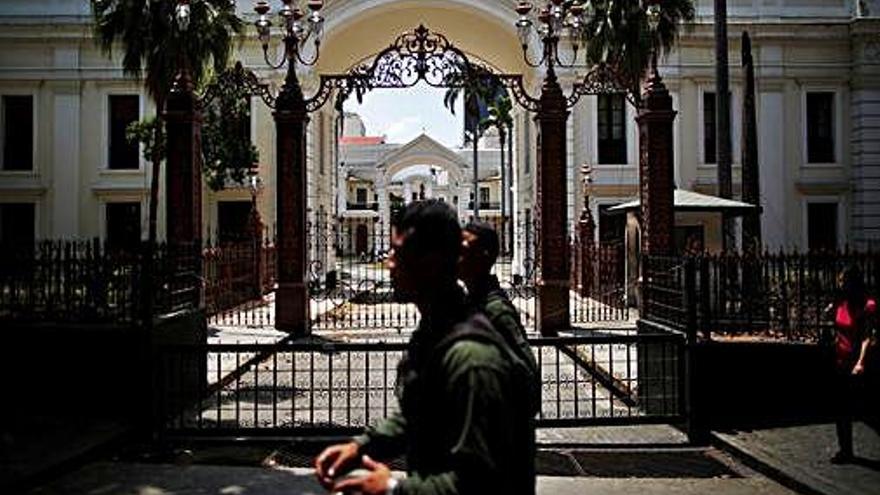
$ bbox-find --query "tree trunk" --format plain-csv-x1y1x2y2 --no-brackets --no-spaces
143,95,164,324
507,122,514,255
715,0,735,252
741,31,761,252
148,96,164,249
473,131,479,219
500,127,506,252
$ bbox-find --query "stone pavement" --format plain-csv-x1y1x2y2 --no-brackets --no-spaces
713,421,880,495
25,450,801,495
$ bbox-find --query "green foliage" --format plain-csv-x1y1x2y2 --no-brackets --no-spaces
202,88,259,191
443,62,512,143
126,117,165,163
583,0,695,98
90,0,244,106
482,91,513,142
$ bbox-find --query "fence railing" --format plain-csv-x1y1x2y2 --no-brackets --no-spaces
570,235,628,323
155,332,685,435
642,251,880,341
0,240,199,325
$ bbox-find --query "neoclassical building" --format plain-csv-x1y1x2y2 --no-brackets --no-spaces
1,0,878,254
337,112,508,257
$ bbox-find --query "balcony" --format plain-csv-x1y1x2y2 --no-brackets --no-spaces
347,202,379,211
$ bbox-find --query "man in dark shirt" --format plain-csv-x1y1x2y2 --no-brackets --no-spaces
459,221,540,415
314,200,536,495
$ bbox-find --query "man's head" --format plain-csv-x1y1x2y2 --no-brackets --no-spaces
458,221,499,288
387,199,462,303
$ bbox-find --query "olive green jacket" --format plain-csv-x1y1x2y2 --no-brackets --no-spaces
355,287,536,495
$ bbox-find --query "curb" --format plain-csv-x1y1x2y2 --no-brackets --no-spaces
710,432,828,495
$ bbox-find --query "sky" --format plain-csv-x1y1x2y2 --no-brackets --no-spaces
343,82,465,148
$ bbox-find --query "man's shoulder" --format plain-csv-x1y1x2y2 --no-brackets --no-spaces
439,333,507,373
483,290,518,319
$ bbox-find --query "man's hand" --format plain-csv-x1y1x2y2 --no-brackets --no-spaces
332,455,393,495
314,441,360,489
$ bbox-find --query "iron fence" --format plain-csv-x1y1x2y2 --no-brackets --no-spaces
693,251,880,341
570,234,628,323
642,255,688,332
0,239,199,325
642,251,880,342
155,332,685,436
204,232,276,329
204,214,632,333
308,216,419,332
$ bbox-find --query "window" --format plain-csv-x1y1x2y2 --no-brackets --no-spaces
480,186,490,204
703,92,717,164
106,202,141,250
807,203,838,251
356,187,368,205
218,201,253,243
2,95,33,171
702,91,735,164
0,203,35,245
598,94,627,164
806,92,835,163
108,95,140,169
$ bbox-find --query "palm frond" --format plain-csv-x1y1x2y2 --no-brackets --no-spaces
90,0,244,104
583,0,695,95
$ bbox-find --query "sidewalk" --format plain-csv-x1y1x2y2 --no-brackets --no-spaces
713,421,880,495
0,416,130,493
25,451,801,495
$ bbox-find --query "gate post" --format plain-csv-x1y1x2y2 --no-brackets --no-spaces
636,71,676,260
536,68,570,336
165,71,203,250
274,70,310,336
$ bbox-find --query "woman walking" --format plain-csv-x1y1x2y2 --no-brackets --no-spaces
829,265,876,463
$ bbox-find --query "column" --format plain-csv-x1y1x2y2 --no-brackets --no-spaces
536,69,570,336
164,72,202,246
51,84,81,238
274,73,310,335
636,72,677,258
376,178,389,252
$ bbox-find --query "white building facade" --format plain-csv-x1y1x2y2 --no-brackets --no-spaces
0,0,878,251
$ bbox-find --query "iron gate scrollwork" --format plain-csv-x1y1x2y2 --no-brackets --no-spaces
305,24,541,113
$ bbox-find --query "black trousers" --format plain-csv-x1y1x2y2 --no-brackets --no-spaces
833,370,864,455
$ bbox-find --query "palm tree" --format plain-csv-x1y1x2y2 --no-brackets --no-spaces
583,0,695,102
443,62,507,220
481,92,514,252
91,0,243,248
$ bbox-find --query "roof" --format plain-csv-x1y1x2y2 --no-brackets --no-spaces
339,136,386,145
607,189,757,215
377,133,470,170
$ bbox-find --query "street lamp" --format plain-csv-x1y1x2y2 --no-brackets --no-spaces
252,0,326,334
515,1,589,72
512,0,670,334
516,1,664,73
254,0,325,70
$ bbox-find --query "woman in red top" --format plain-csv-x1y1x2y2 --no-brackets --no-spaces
830,264,876,464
